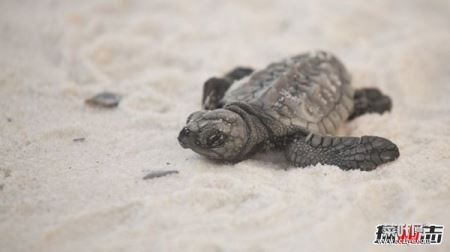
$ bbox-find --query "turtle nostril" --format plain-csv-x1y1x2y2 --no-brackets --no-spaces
180,127,190,137
178,127,192,149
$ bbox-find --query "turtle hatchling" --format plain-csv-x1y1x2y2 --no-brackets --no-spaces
178,51,399,171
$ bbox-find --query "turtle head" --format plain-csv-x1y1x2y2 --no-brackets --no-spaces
178,109,248,161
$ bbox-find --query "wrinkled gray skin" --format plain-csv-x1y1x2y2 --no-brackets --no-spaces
178,51,399,171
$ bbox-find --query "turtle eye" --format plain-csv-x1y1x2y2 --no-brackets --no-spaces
206,131,226,148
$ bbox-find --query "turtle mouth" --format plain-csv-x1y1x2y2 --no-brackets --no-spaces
178,139,189,149
177,127,223,159
193,148,222,159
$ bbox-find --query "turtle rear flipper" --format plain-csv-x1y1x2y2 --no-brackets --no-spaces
348,88,392,120
285,134,399,171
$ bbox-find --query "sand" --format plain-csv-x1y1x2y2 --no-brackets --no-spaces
1,0,449,251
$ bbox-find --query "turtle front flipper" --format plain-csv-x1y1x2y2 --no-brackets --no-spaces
285,133,399,171
202,67,254,110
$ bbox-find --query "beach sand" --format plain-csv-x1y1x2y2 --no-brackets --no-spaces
1,0,449,251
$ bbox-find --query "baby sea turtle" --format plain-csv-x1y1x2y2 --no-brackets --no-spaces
178,51,399,171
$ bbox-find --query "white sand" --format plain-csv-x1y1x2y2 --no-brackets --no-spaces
1,0,449,251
